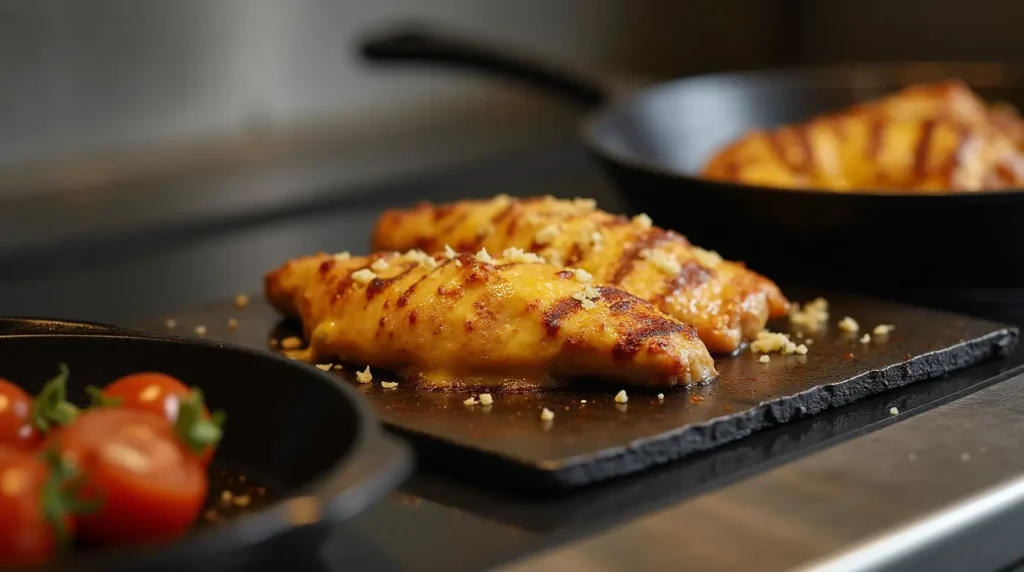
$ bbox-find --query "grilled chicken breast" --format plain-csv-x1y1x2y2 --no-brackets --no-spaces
372,196,788,353
703,80,1024,191
265,249,717,390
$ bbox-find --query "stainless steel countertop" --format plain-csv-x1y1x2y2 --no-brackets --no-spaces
501,367,1024,572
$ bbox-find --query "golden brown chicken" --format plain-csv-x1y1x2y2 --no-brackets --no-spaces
265,249,718,390
702,80,1024,191
372,196,788,354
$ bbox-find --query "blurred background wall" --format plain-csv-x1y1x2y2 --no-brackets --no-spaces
0,0,1018,196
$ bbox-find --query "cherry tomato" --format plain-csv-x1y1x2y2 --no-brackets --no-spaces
0,380,40,451
0,447,70,566
94,373,219,466
48,409,207,546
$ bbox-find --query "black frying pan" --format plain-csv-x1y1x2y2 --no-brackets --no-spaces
0,318,411,572
360,24,1024,303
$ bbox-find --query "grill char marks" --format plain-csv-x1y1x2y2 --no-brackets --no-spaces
609,228,669,285
656,261,713,305
542,297,583,336
366,266,416,302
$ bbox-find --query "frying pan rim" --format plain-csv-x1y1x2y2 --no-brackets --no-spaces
579,60,1024,199
0,317,411,571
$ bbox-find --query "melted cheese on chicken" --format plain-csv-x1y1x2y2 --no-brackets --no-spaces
265,250,717,390
372,196,788,353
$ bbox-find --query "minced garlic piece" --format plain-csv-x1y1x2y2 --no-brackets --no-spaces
540,407,555,421
351,269,376,284
474,247,495,264
789,298,830,330
333,364,343,370
355,366,373,384
571,284,601,310
463,397,478,406
633,213,653,229
333,251,351,261
401,249,436,269
444,244,458,259
691,247,722,268
370,258,390,273
657,393,665,400
572,268,593,283
838,316,860,332
534,224,560,246
280,336,302,350
194,325,207,336
759,355,771,363
479,393,494,406
860,334,871,344
573,197,597,209
889,407,899,415
795,344,808,355
234,293,250,308
315,364,332,371
614,390,628,404
381,381,398,389
502,247,545,264
750,331,798,354
454,259,463,267
640,249,682,275
873,324,896,336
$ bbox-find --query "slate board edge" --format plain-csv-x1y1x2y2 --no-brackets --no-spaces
384,327,1018,491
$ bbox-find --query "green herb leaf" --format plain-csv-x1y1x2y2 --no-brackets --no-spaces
85,385,123,408
30,364,78,433
39,447,101,553
173,388,225,455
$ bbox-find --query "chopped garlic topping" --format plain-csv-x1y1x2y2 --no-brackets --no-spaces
463,397,478,406
351,269,376,284
381,381,398,389
474,247,495,264
479,393,494,406
632,213,653,229
234,293,250,308
370,258,390,273
838,316,860,332
573,197,597,209
333,251,351,261
790,298,830,330
657,393,665,400
315,364,332,371
572,268,593,283
540,408,555,421
759,355,771,363
534,224,560,246
640,248,683,275
444,244,458,259
355,366,373,384
571,285,602,310
614,390,629,404
691,247,722,268
401,249,436,269
873,324,896,336
795,344,809,355
860,334,871,344
889,407,899,415
454,259,463,267
751,331,798,355
333,364,343,370
280,336,302,350
502,247,545,264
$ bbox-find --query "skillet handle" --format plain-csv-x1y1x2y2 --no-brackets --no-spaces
359,23,611,109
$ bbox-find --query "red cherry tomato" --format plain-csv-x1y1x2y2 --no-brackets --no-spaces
0,380,40,451
48,409,207,546
97,373,218,466
0,447,70,566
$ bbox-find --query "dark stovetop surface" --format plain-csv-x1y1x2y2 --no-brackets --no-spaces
2,143,1023,571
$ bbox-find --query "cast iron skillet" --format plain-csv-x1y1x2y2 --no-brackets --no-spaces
359,23,1024,298
0,317,412,572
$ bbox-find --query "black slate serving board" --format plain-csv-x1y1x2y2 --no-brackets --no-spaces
141,290,1017,490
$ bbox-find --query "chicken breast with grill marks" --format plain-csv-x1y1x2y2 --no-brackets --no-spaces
265,249,717,390
372,196,788,353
